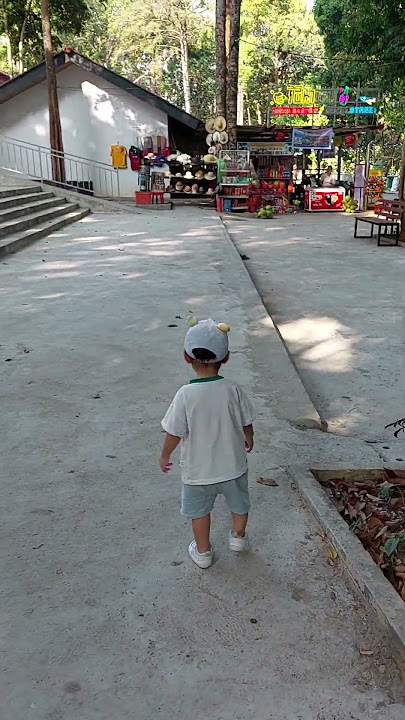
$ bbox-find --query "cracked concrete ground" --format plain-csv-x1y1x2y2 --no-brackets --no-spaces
1,208,404,719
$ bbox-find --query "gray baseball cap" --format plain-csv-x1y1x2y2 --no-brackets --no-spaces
184,318,230,363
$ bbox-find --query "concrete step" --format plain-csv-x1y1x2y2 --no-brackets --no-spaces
0,196,66,223
0,190,55,210
0,202,80,239
0,185,42,199
0,208,90,258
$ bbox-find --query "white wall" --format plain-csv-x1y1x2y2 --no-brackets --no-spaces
0,64,169,196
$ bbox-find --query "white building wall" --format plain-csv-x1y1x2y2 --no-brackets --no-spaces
0,64,169,196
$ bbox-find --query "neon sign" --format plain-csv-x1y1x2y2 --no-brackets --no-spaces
272,106,319,116
270,85,317,107
338,86,350,105
349,106,376,114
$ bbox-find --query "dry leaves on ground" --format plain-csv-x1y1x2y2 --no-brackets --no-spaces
256,476,278,487
322,469,405,600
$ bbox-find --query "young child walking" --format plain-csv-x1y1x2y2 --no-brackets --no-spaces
159,318,254,568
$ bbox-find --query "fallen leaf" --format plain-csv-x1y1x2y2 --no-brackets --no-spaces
327,546,338,566
256,476,278,487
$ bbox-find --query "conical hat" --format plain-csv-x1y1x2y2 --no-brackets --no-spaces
214,116,227,131
205,118,216,132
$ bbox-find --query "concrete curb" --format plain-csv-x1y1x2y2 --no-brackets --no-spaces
288,464,405,664
218,218,323,430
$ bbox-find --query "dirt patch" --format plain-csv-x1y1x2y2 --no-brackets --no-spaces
313,469,405,601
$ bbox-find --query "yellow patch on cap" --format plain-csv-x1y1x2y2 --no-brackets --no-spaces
187,316,198,327
217,322,230,333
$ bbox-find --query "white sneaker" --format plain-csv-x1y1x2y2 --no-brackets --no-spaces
229,532,250,552
188,540,213,568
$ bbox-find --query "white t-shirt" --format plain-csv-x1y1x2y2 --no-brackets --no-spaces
161,376,255,485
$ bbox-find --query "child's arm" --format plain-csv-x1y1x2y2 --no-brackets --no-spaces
243,424,254,453
159,432,181,472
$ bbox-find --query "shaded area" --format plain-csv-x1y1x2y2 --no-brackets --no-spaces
226,213,405,441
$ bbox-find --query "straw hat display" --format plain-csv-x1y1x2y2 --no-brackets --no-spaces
206,133,213,146
184,171,194,180
205,171,216,180
177,153,191,164
219,131,229,145
205,118,216,133
192,184,199,194
183,185,191,193
175,172,183,177
203,154,217,164
195,169,205,179
214,116,227,131
208,146,217,155
199,186,205,193
212,131,221,143
207,187,214,195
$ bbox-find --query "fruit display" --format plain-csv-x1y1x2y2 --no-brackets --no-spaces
365,175,385,207
257,205,275,219
343,196,358,213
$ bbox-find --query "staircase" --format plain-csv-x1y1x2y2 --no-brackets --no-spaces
0,184,89,258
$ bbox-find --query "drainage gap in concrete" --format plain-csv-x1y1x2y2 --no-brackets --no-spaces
312,469,405,601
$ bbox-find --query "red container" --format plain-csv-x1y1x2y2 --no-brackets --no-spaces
135,191,152,204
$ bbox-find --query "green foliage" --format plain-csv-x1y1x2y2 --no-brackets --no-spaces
0,0,90,73
240,0,326,123
314,0,405,137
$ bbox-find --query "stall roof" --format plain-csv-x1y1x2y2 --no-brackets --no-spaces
237,124,379,140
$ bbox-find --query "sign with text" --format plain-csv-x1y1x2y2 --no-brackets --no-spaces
272,106,319,116
292,127,333,150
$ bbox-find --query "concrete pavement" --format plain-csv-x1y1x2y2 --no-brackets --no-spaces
1,208,404,719
225,213,405,461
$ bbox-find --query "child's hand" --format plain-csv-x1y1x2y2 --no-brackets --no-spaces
245,439,254,453
159,455,172,473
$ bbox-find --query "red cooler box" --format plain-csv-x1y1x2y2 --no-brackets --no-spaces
305,187,345,211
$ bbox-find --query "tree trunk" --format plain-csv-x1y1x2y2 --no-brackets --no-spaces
215,0,226,117
179,26,191,114
17,2,32,75
226,0,241,146
2,2,14,75
41,0,65,183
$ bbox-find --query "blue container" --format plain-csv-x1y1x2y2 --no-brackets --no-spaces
224,198,233,213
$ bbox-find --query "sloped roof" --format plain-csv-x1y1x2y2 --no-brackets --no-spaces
0,49,200,130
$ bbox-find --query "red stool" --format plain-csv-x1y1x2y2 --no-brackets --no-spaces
151,191,165,204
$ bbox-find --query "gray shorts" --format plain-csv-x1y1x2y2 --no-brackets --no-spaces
181,471,250,519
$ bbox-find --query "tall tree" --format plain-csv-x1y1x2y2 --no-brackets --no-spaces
0,0,89,76
215,0,226,116
226,0,241,144
41,0,65,182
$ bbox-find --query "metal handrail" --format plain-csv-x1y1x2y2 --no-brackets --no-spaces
0,135,120,198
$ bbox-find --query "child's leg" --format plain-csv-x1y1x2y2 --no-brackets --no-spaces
192,514,211,553
231,511,248,537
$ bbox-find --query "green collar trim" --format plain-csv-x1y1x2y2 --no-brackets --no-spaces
189,375,224,384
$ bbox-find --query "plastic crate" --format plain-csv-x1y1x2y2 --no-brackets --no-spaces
135,191,152,204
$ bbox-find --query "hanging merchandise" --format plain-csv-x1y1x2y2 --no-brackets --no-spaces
129,145,142,171
110,144,127,168
213,116,227,131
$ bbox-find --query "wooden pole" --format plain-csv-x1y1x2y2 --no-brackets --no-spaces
41,0,65,184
